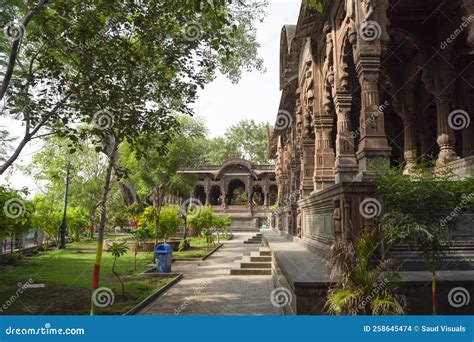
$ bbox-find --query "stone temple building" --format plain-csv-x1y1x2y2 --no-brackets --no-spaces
179,159,278,231
263,0,473,314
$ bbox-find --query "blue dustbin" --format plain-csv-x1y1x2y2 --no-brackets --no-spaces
155,243,173,272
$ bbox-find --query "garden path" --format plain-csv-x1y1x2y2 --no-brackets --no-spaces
138,233,282,315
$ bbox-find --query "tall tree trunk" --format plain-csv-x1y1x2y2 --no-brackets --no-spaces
0,0,49,101
90,139,117,315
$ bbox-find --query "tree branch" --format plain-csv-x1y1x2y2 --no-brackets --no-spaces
0,93,71,175
0,0,49,101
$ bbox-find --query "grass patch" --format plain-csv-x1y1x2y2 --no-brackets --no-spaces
0,237,174,315
173,237,222,260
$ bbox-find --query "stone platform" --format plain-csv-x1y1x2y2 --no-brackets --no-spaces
262,229,474,315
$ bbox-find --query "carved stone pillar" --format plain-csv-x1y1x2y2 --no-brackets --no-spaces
280,173,288,203
422,58,459,166
263,182,269,207
355,57,391,178
435,95,458,165
394,98,417,175
403,114,417,175
313,114,335,191
333,92,358,182
300,138,315,196
461,0,474,49
205,187,210,206
247,176,252,209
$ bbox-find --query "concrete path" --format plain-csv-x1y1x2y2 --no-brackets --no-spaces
139,233,282,315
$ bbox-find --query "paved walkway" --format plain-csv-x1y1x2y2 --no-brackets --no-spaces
139,233,282,315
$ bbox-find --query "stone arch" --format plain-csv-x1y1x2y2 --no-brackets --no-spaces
215,159,255,180
251,185,264,205
193,184,206,205
226,179,246,205
210,185,222,205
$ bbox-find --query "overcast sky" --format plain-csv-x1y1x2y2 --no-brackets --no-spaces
0,0,300,193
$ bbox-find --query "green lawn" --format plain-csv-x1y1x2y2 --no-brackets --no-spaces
172,236,227,260
0,236,174,315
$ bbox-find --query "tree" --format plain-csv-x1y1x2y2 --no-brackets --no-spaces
187,205,214,236
107,241,129,301
374,163,474,314
0,186,34,254
0,0,266,174
203,119,272,164
31,194,62,244
119,115,208,243
212,213,231,241
23,136,108,225
67,207,89,242
139,205,182,243
156,205,182,242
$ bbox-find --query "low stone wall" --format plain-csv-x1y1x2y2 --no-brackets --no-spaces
263,229,474,315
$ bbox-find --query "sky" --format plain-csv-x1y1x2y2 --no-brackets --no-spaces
0,0,301,193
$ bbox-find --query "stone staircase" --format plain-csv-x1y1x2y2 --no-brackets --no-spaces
230,246,272,275
243,233,262,244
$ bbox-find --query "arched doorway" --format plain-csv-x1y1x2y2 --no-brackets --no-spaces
227,179,246,205
252,185,264,205
210,185,222,205
193,185,206,205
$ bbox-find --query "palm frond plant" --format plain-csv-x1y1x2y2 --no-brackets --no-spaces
325,229,405,315
107,241,129,301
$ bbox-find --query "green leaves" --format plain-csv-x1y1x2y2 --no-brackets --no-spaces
203,119,272,164
107,241,129,258
302,0,324,13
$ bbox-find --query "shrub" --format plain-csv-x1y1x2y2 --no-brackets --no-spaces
187,205,214,236
158,205,182,242
6,251,23,266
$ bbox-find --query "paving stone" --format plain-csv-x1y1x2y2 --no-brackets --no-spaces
138,233,282,316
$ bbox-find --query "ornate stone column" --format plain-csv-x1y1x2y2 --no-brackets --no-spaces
354,57,391,177
247,176,252,209
350,0,391,179
263,181,269,207
461,0,474,49
313,111,335,191
422,56,459,166
435,95,458,165
205,188,210,205
333,92,358,182
299,58,316,196
402,114,417,175
393,98,417,175
461,85,474,157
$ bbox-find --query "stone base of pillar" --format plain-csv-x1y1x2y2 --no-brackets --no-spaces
436,147,459,167
403,150,417,176
312,175,335,193
334,166,358,183
300,179,314,197
355,147,391,181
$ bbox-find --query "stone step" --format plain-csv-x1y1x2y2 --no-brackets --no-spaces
240,261,272,269
250,255,272,262
230,268,272,275
258,248,271,256
244,240,262,244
